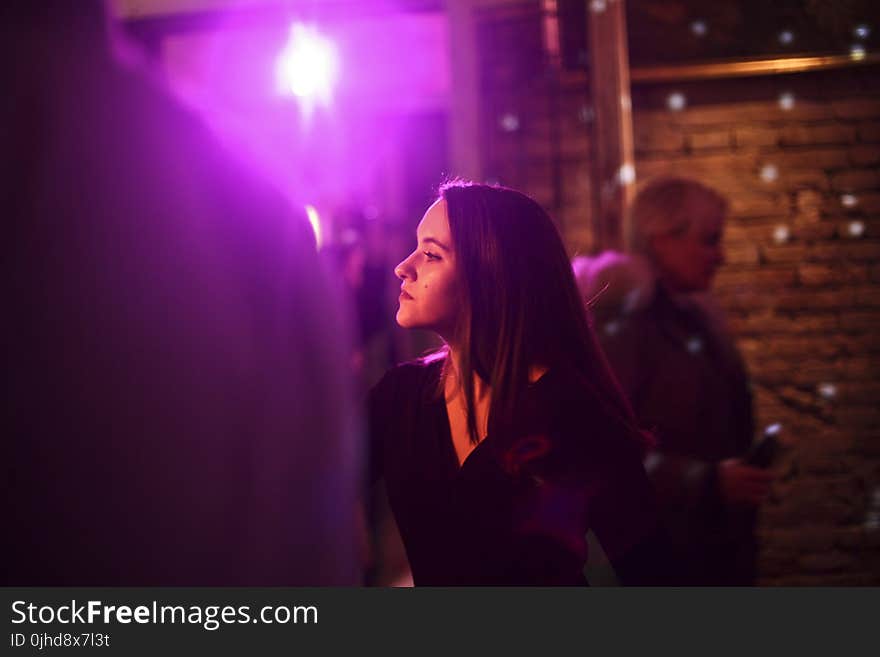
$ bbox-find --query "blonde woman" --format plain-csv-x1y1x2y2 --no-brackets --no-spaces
578,177,774,585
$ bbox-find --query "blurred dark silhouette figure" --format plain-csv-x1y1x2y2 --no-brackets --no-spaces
321,225,391,387
2,1,360,585
574,177,773,585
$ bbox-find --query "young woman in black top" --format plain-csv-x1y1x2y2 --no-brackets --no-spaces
368,181,664,585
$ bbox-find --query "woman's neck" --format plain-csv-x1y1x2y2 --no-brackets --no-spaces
443,344,548,397
443,346,490,402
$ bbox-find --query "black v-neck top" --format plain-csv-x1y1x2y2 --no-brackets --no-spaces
368,357,664,585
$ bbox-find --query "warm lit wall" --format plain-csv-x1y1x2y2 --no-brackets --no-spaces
629,70,880,584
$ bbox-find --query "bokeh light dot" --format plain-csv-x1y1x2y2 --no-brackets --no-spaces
618,163,636,186
847,221,866,238
760,164,779,183
817,382,837,400
841,193,859,208
499,113,520,132
778,92,795,111
773,225,790,244
667,92,686,112
578,105,594,123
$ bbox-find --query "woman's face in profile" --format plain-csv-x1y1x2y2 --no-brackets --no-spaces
394,199,461,336
650,209,725,293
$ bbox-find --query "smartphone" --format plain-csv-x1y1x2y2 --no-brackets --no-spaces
745,423,781,468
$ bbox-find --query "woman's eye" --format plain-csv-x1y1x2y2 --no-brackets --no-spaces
424,251,441,261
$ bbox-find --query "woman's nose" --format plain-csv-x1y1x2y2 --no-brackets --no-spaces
394,254,414,281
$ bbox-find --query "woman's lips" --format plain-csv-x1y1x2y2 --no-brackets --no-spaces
399,289,414,301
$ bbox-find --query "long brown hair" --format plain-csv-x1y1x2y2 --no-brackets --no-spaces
437,181,648,450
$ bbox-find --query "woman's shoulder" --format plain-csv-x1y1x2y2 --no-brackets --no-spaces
369,354,444,405
531,364,603,409
529,365,648,461
368,356,444,452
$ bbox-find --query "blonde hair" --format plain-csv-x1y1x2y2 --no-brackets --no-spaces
627,177,728,254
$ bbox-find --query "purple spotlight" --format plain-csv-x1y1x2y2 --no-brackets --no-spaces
275,23,339,113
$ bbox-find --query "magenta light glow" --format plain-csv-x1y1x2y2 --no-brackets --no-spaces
159,11,450,205
305,204,324,249
275,23,339,113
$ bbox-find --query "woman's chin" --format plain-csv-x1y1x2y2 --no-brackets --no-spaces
396,310,415,329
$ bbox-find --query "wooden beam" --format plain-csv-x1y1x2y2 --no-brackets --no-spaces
558,52,880,88
447,0,483,182
631,51,880,83
587,0,634,251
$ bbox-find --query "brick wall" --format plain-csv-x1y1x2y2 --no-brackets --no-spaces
630,71,880,585
476,7,880,584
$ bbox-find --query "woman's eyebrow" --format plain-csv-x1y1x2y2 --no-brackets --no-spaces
420,236,451,252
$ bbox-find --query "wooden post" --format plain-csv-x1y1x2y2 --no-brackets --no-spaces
587,0,635,251
447,0,483,182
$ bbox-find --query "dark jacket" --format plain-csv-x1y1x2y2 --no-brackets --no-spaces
592,285,757,585
368,358,668,585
